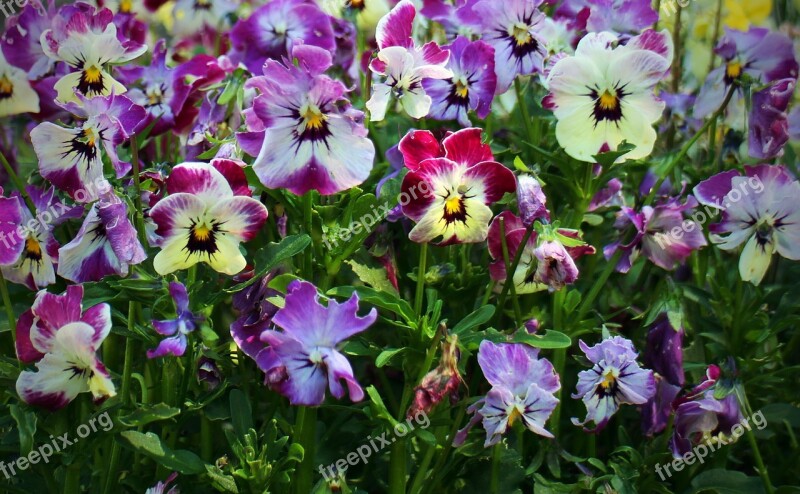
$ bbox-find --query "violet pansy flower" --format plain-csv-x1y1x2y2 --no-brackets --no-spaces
148,282,204,359
572,336,656,432
748,78,796,160
258,280,377,406
670,391,742,457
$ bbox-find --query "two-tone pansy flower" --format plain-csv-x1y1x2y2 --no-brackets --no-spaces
0,186,81,290
0,50,40,117
366,0,453,121
454,341,560,447
15,286,115,410
398,128,516,245
30,92,146,202
148,282,204,358
57,187,146,283
693,165,800,285
242,45,375,196
423,36,497,127
470,0,548,93
149,159,268,276
257,280,377,406
572,336,656,432
41,3,147,103
544,30,673,162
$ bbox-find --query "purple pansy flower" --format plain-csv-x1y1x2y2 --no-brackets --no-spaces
242,45,375,196
670,391,742,457
230,273,280,361
559,0,658,35
641,375,681,437
58,187,146,283
422,36,496,127
366,0,453,121
693,165,800,285
454,341,560,447
229,0,335,75
748,78,796,160
789,106,800,141
257,280,377,406
471,0,547,93
148,282,204,358
644,314,685,387
695,27,798,122
1,0,57,80
15,286,115,410
604,196,707,273
30,92,146,203
572,336,656,432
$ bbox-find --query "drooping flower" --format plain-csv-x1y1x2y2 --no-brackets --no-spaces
149,160,268,276
0,50,40,117
41,3,147,103
544,30,674,162
572,336,656,432
0,186,81,290
604,196,707,273
366,0,453,121
670,391,742,457
230,272,280,361
58,187,146,283
422,36,496,127
693,164,800,285
644,314,685,387
641,375,681,437
242,45,375,196
455,341,560,447
398,128,516,245
148,282,204,358
30,92,146,202
15,286,115,410
695,27,798,122
229,0,335,74
257,280,377,406
407,334,463,418
516,174,550,226
470,0,548,93
748,78,795,160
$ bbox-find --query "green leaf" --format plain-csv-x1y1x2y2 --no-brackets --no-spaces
10,405,37,456
223,234,311,296
365,385,398,427
375,348,405,368
327,286,415,323
513,330,572,349
268,273,302,293
593,141,635,167
689,469,765,494
119,403,181,427
118,431,208,474
513,156,530,172
205,464,239,493
230,389,253,441
452,306,496,335
346,260,399,295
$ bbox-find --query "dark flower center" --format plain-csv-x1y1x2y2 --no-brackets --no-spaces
186,221,220,255
441,186,473,225
589,86,628,124
65,128,100,166
295,105,332,143
77,65,106,96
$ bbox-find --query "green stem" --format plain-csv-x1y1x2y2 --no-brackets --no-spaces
574,250,622,323
130,138,147,246
64,463,81,493
708,0,724,73
498,218,523,328
407,432,438,494
490,443,502,494
0,270,17,351
514,78,536,150
303,192,314,279
495,226,534,325
295,406,318,494
414,243,429,316
0,150,35,213
388,435,407,494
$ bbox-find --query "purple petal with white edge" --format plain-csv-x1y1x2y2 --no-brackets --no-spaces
399,130,443,170
477,340,560,396
79,303,112,350
692,170,739,209
442,128,494,167
208,197,268,243
149,193,207,244
211,159,252,197
479,386,515,446
15,309,44,363
165,162,234,204
29,285,84,353
323,348,365,402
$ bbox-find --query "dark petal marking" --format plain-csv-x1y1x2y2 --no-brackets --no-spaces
0,75,13,101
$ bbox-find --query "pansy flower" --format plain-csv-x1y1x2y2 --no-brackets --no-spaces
41,3,147,103
748,78,795,160
229,0,335,74
572,336,656,432
0,186,81,290
0,50,40,117
544,30,673,162
148,282,204,358
230,272,280,361
670,391,742,457
641,375,681,437
398,128,516,245
471,0,548,93
58,187,146,283
243,45,375,196
257,280,377,406
557,0,658,35
695,27,798,122
693,165,800,285
366,0,453,121
423,36,497,127
455,341,560,447
149,160,268,276
644,314,685,387
170,0,237,39
15,286,115,410
1,0,57,80
31,92,146,202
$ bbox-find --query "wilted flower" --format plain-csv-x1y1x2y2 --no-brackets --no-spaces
258,280,377,406
748,78,795,160
197,356,222,391
517,175,549,226
544,30,673,162
15,286,115,410
408,334,462,418
644,314,685,387
641,375,681,437
693,165,800,285
572,336,656,432
230,272,280,360
455,341,560,447
398,128,516,245
366,0,453,121
148,282,204,358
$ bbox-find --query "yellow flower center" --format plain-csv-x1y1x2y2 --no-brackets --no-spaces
600,370,617,389
303,106,326,130
119,0,132,13
0,75,12,98
84,66,103,84
25,236,42,258
454,79,469,99
192,224,213,242
726,61,742,79
444,196,463,215
507,406,522,426
511,23,532,46
598,90,619,111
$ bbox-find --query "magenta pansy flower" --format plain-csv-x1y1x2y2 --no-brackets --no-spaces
15,286,115,410
257,280,377,406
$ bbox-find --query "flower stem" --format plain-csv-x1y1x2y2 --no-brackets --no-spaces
0,270,17,351
498,218,523,328
130,137,147,246
0,150,35,213
495,225,534,326
514,78,536,151
303,192,314,279
414,242,429,316
295,406,317,494
574,250,622,323
388,438,407,494
490,443,502,494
